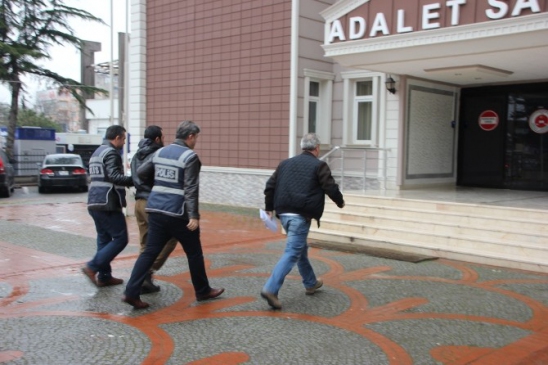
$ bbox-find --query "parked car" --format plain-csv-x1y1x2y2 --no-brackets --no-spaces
38,153,89,193
0,149,15,198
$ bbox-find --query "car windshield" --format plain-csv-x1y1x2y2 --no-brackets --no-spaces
45,156,81,165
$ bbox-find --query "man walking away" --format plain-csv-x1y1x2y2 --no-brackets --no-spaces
131,125,178,294
82,125,134,287
122,120,224,309
261,133,345,310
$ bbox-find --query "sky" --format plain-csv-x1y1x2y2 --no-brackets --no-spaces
0,0,129,106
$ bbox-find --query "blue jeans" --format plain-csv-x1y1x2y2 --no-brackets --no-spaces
87,210,129,282
263,215,317,295
124,212,211,299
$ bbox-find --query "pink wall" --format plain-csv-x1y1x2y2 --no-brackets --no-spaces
147,0,292,169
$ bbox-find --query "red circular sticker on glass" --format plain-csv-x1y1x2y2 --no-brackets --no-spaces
478,110,499,131
529,109,548,134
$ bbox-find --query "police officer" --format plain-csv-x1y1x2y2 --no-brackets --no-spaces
122,121,224,309
82,125,134,287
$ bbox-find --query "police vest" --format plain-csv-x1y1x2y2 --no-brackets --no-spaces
87,145,127,208
145,144,196,217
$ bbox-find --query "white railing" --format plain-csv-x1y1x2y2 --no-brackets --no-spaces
320,146,390,192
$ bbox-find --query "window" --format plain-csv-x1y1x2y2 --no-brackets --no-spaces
342,71,382,146
308,81,319,133
355,81,373,141
303,70,335,142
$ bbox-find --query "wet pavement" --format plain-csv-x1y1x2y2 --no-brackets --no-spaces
1,188,548,365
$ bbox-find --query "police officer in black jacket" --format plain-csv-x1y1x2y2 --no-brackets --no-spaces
82,125,134,287
122,121,224,309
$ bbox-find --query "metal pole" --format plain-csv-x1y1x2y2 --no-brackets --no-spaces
363,150,367,191
109,0,115,125
123,0,130,216
341,150,345,192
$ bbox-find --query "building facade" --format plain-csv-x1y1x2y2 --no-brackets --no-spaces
129,0,548,207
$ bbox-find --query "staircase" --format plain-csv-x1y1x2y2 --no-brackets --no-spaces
309,193,548,273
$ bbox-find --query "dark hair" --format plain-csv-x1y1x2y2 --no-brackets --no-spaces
144,125,163,140
104,125,126,140
175,120,200,140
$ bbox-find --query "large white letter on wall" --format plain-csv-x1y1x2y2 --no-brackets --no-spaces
369,13,390,36
486,0,509,19
328,20,346,43
349,17,366,39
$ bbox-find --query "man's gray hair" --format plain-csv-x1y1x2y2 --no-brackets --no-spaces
301,133,321,151
176,120,200,140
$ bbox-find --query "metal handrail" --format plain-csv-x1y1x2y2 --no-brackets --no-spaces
319,145,340,161
320,146,390,191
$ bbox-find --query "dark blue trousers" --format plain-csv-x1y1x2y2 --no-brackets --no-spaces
124,212,211,299
88,209,129,281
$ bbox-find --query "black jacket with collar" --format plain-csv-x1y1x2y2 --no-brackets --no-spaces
88,141,134,211
131,138,163,200
264,151,344,225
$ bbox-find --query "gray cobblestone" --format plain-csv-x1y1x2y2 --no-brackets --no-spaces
0,316,150,365
162,317,389,365
367,319,531,365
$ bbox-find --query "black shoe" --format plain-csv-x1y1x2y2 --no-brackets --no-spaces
196,287,225,301
122,296,150,309
141,274,160,294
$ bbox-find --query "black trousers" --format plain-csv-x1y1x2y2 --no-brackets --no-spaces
124,212,211,299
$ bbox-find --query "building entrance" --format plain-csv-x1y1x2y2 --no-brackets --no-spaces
458,82,548,191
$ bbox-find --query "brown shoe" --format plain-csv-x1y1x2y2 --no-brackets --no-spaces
97,277,124,287
122,296,150,309
81,266,98,286
260,291,282,309
196,287,225,301
305,278,323,295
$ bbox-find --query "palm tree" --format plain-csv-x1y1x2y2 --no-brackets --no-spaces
0,0,107,159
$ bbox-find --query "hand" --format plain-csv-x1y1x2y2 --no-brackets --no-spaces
339,202,345,209
266,211,273,219
187,218,199,231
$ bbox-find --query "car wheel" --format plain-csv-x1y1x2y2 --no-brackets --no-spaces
38,186,46,194
0,187,9,198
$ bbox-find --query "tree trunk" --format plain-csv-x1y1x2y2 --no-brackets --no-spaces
6,81,21,161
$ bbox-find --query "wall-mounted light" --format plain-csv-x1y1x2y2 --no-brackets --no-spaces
385,75,396,94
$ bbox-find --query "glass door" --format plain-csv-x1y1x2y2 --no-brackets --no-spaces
458,82,548,191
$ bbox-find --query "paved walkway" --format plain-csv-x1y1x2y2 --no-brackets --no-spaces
1,192,548,364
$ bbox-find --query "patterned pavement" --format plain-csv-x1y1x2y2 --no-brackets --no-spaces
1,191,548,365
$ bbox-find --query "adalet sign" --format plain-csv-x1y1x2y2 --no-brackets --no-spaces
327,0,543,44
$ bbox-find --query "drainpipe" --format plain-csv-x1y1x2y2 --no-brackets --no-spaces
288,0,299,157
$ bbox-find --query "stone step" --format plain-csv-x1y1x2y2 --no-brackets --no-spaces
320,210,548,238
318,219,547,250
308,229,548,273
340,194,545,221
313,194,548,273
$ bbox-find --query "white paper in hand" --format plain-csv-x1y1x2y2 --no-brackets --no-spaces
259,209,278,232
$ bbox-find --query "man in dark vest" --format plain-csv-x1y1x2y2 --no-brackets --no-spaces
82,125,134,287
131,125,178,293
261,133,345,310
122,120,224,309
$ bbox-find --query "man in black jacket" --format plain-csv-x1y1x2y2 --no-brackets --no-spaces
131,125,178,293
261,133,345,309
82,125,134,287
